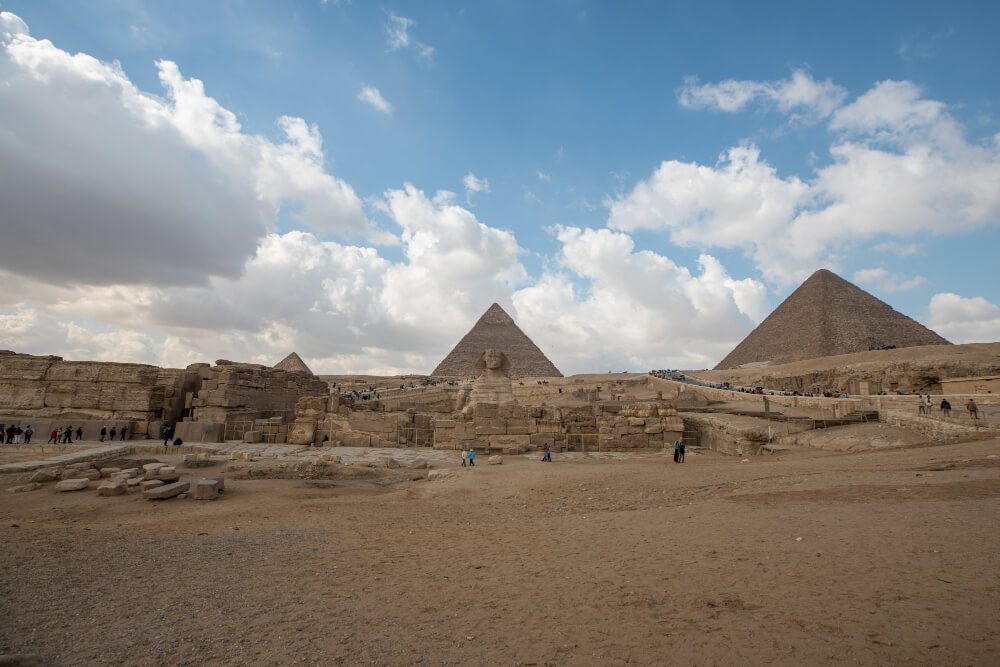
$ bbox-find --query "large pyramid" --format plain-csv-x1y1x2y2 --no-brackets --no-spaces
431,303,563,378
715,269,950,370
274,352,315,376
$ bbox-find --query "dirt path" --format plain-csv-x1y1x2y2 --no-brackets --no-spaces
1,441,999,665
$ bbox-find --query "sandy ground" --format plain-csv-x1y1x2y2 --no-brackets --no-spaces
2,440,999,666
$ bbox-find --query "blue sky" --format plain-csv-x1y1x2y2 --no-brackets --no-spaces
1,1,998,373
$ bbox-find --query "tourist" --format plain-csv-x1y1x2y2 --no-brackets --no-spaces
120,426,128,441
48,428,59,444
541,444,552,462
62,426,73,444
13,425,23,444
162,424,173,446
99,426,107,442
679,439,686,463
23,425,32,444
74,426,82,441
109,426,117,441
468,448,476,467
917,395,926,416
673,439,680,463
940,398,952,417
461,449,468,467
966,398,979,421
924,395,933,415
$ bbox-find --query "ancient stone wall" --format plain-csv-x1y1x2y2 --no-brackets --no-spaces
189,361,330,425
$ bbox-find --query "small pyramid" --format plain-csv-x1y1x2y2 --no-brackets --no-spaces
274,352,314,376
715,269,950,370
431,303,563,378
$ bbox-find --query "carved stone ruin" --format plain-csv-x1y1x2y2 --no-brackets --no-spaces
466,349,515,411
287,395,329,446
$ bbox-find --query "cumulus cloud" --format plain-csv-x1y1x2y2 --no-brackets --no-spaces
357,85,393,115
852,268,927,292
385,12,434,59
462,172,490,203
0,13,383,288
678,69,847,121
512,227,767,371
615,79,1000,285
928,293,1000,343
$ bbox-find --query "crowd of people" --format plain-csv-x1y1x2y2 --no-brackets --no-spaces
0,423,132,445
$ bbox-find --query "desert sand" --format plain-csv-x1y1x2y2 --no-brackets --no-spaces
1,440,999,666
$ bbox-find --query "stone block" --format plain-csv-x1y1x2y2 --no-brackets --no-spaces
488,455,503,465
97,479,126,497
243,430,262,443
143,462,166,473
504,418,536,435
474,418,507,436
28,469,58,483
628,417,646,427
79,469,101,481
535,419,563,434
140,479,164,490
7,483,41,493
474,403,498,418
125,477,143,488
427,469,453,481
99,467,121,478
144,481,189,500
159,466,176,475
193,479,221,500
55,479,90,492
644,423,665,434
487,434,530,454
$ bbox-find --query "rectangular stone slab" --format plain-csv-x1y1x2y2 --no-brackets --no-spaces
144,481,189,500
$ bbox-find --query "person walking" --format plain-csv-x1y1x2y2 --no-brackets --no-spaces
99,426,107,442
62,426,73,444
678,439,686,463
461,449,468,467
940,398,952,418
924,394,933,416
48,428,59,444
120,426,128,441
541,444,552,462
75,426,82,441
468,448,476,467
109,426,117,441
918,395,927,416
967,398,980,421
673,439,680,463
14,426,22,444
162,424,173,446
23,425,32,445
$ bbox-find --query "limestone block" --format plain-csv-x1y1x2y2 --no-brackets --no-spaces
143,463,166,473
0,353,56,381
28,469,58,483
97,479,126,497
78,469,101,481
427,469,453,481
243,430,262,443
487,434,529,453
504,418,536,435
55,479,90,492
535,420,563,434
159,466,176,475
644,423,665,434
125,477,143,487
488,455,503,465
474,418,507,436
99,467,121,478
474,403,498,419
7,483,41,493
378,457,400,469
432,419,457,430
287,421,316,446
193,479,221,500
140,479,165,490
144,481,189,500
530,433,558,448
43,382,98,408
628,417,646,427
408,458,429,469
0,383,46,410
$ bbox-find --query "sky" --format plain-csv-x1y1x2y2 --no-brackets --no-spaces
1,1,999,375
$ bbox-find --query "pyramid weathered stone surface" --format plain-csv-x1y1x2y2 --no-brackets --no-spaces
431,303,563,378
274,352,314,376
715,269,950,370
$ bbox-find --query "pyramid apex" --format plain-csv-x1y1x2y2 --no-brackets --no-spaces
274,352,314,376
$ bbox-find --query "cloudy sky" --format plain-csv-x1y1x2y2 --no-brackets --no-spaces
1,1,999,374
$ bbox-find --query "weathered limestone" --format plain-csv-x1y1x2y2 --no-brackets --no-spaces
287,395,328,446
144,481,189,499
140,479,165,490
466,349,516,410
193,478,222,500
97,479,126,496
7,482,41,493
28,469,58,483
55,478,90,492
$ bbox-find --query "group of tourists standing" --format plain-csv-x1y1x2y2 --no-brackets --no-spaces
1,424,32,444
919,395,982,421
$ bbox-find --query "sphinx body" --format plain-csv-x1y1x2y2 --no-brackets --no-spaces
465,349,515,410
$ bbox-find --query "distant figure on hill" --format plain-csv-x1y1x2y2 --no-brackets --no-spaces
966,399,979,421
468,448,476,467
940,398,952,417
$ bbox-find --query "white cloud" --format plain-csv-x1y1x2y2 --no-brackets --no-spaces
678,69,847,121
357,85,393,115
385,12,434,59
852,268,927,292
0,13,386,289
512,227,767,372
537,170,551,183
615,79,1000,286
462,172,490,203
928,293,1000,343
